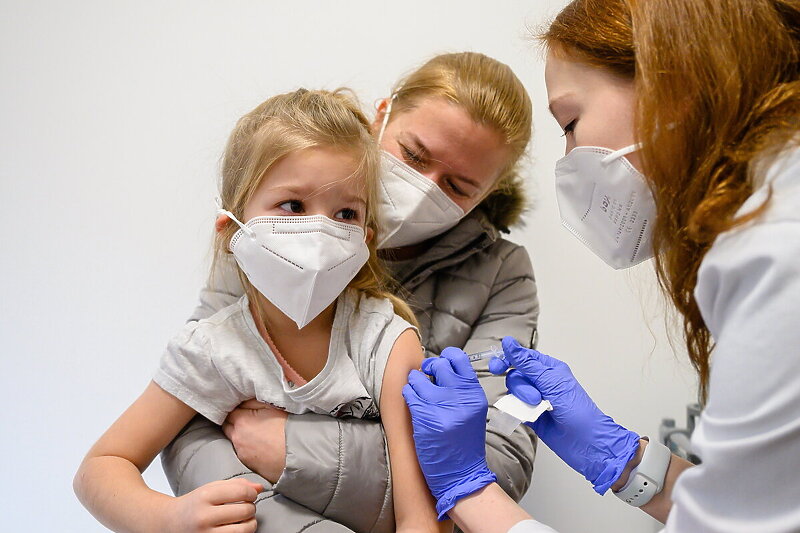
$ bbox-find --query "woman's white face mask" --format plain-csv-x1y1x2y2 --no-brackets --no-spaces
374,94,508,248
555,144,656,269
375,150,465,249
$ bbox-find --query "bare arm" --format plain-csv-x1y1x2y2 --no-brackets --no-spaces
74,381,262,533
381,329,453,533
448,445,695,533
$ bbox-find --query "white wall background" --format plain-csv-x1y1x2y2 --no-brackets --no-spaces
0,1,697,531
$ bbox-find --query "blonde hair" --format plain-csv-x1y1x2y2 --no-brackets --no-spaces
388,52,533,230
216,88,418,327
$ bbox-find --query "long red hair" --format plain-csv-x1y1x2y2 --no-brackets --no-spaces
543,0,800,400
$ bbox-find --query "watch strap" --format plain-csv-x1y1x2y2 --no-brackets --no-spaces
614,439,671,507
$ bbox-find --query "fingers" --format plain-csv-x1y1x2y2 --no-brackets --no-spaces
210,501,257,527
420,356,437,375
488,356,510,375
406,369,445,403
238,399,267,410
439,347,477,379
216,517,257,533
206,479,263,505
225,408,245,427
506,370,543,405
422,356,472,388
402,383,422,409
501,336,550,379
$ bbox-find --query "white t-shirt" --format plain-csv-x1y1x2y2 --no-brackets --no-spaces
154,289,416,425
508,148,800,533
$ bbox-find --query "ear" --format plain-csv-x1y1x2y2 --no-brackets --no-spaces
215,214,230,233
365,226,375,244
370,98,390,136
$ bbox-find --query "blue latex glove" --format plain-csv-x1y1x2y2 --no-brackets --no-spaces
402,347,498,520
489,336,641,494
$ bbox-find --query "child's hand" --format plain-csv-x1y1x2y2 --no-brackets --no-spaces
167,478,264,532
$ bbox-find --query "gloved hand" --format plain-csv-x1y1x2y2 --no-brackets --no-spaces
490,336,641,494
402,347,497,519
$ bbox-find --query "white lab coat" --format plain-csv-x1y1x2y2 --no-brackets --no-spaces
508,146,800,533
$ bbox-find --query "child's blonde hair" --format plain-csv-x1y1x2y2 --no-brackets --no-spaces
215,88,418,328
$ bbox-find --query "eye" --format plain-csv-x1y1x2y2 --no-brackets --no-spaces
445,179,469,198
561,119,577,137
334,208,359,221
279,200,303,214
399,143,426,168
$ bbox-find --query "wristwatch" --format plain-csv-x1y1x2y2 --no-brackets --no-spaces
614,438,672,507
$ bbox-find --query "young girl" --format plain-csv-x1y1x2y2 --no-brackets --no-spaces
74,89,451,533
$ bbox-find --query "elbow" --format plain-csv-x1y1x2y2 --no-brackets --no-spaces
73,461,89,504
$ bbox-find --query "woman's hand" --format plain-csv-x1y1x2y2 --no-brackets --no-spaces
402,348,497,519
222,400,289,484
490,336,641,494
166,478,263,533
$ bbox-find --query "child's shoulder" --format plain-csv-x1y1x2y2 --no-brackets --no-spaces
342,289,407,326
170,296,252,348
339,289,417,349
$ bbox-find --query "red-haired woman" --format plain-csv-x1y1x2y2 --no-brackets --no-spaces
403,1,800,531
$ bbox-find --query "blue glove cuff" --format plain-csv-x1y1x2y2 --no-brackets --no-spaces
434,467,497,521
591,432,641,495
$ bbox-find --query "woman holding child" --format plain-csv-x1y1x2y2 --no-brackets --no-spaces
160,52,541,533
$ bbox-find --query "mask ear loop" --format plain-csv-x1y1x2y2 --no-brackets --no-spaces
602,143,643,165
215,198,255,238
377,93,398,144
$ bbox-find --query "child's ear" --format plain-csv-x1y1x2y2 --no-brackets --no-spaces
215,214,230,233
365,226,375,244
370,98,390,137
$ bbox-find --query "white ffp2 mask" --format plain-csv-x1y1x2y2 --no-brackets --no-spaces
375,151,465,249
555,144,655,269
220,210,369,328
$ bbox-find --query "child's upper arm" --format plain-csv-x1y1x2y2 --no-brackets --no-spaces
381,328,424,405
86,381,197,472
381,328,447,531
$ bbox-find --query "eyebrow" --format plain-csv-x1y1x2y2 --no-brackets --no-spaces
340,194,367,206
405,132,481,189
547,93,574,118
268,184,367,206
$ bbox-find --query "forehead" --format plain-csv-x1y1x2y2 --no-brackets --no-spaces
392,97,509,181
545,49,633,107
260,146,367,199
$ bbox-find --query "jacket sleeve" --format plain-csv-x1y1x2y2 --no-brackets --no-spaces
161,416,361,533
273,413,395,533
462,242,540,502
189,255,244,322
462,242,539,353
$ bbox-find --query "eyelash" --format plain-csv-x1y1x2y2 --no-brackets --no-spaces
445,180,468,197
400,144,426,167
278,200,358,221
400,144,470,198
561,119,577,137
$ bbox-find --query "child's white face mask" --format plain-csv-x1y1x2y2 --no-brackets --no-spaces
219,209,369,328
554,144,656,269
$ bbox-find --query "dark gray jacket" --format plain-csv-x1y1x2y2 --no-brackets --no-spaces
162,208,540,533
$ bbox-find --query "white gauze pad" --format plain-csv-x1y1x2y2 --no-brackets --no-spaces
487,395,553,436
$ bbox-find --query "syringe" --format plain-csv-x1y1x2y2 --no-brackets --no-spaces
467,345,505,363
